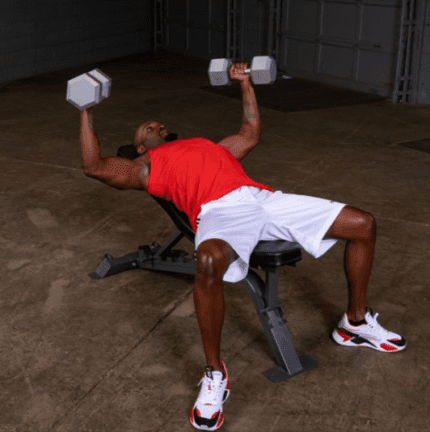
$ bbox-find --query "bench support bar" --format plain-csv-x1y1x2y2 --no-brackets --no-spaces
89,230,318,383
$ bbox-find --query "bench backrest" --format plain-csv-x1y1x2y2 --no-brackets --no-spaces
150,195,195,243
117,145,196,243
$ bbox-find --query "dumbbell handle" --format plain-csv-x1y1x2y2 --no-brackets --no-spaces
230,57,276,83
242,67,277,77
209,56,276,86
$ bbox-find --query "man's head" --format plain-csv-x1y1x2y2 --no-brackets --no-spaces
133,120,177,156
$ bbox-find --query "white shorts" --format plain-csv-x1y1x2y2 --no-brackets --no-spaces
195,186,346,283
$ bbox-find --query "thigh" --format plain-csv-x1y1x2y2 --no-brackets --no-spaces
258,192,345,241
324,205,375,241
194,203,267,282
195,203,266,261
257,192,347,258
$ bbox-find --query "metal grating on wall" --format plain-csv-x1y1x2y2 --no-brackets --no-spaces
227,0,274,62
154,0,165,52
392,0,427,103
267,0,283,61
155,0,227,59
227,0,241,60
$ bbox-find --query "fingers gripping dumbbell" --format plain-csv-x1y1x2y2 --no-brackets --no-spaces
66,69,111,110
208,56,276,86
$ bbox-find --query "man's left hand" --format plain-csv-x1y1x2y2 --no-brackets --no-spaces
229,63,251,84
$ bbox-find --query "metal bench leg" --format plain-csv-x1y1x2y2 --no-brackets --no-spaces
240,268,318,383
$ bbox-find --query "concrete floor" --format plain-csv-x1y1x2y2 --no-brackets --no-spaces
1,52,429,432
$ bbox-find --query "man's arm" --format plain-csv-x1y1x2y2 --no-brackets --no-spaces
238,79,261,141
80,109,146,190
218,64,261,161
80,108,102,172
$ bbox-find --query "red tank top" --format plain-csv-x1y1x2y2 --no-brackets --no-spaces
147,137,274,232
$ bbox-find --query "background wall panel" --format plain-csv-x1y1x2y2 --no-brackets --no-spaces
279,0,403,98
0,0,153,83
164,0,227,59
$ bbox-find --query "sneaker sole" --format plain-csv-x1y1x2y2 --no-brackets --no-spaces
332,328,406,352
190,377,230,431
190,391,229,432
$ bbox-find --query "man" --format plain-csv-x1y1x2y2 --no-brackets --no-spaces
80,63,406,431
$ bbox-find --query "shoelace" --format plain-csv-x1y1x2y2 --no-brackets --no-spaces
362,312,390,338
197,374,224,405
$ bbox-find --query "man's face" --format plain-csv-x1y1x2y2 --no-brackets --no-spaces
135,120,169,153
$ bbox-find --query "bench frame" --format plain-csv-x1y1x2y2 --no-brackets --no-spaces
88,145,319,383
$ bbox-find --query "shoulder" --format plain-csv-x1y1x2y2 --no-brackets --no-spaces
134,153,151,189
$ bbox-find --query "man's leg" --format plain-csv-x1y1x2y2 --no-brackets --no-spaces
194,239,237,373
324,205,376,322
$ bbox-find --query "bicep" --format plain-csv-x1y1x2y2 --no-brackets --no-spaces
218,133,258,162
86,157,147,190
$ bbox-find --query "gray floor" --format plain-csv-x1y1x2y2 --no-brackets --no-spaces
1,52,429,432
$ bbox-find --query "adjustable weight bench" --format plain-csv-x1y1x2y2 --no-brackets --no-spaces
88,145,318,384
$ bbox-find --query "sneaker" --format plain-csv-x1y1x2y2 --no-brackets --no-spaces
190,360,230,431
332,306,407,352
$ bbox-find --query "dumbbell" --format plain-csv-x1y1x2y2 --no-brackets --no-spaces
208,56,276,86
66,69,111,110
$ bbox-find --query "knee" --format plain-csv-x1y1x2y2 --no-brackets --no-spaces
196,247,229,284
361,212,376,241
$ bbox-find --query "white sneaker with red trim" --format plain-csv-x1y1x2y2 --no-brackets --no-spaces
332,307,407,353
190,360,230,431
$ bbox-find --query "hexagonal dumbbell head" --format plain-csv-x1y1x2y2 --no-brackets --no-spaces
249,56,276,85
208,58,233,86
208,56,276,86
66,68,111,110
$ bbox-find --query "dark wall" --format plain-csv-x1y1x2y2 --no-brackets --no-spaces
0,0,153,83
